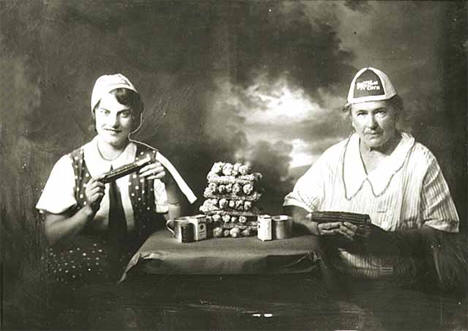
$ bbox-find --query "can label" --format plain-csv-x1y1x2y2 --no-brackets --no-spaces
257,215,272,241
178,215,207,241
189,215,207,241
179,222,194,243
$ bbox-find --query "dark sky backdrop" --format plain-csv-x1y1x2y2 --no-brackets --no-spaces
0,1,466,231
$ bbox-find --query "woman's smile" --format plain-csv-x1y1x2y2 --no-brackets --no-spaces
104,128,122,134
365,131,382,137
94,93,134,148
350,100,399,150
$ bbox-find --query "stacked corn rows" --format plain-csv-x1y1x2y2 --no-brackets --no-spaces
200,162,262,238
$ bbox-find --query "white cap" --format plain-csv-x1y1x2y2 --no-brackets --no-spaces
90,73,138,111
346,67,397,105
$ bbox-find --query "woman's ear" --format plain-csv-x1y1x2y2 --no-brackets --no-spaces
89,108,97,133
130,112,143,134
393,107,409,132
348,109,357,132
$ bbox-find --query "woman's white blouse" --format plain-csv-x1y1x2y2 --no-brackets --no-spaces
36,137,197,231
284,133,459,277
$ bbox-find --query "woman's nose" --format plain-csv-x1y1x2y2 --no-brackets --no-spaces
366,115,378,129
108,113,120,127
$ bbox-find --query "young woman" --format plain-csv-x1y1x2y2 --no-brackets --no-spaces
36,74,197,283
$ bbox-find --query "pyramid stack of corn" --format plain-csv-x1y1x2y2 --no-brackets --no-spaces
199,162,262,238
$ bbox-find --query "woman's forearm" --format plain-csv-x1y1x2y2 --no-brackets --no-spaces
44,205,95,246
165,174,190,221
283,205,319,235
358,224,441,257
167,202,183,221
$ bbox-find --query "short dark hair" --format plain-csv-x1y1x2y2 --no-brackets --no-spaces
342,95,404,113
111,88,144,115
93,88,144,115
91,88,144,132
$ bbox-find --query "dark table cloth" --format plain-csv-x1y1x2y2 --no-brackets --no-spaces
121,230,320,279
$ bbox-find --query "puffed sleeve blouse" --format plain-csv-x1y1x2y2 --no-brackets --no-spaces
36,137,196,232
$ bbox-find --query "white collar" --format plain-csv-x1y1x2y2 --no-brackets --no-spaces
83,136,137,177
342,132,415,199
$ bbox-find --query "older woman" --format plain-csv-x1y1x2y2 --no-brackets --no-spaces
284,67,459,281
36,74,196,283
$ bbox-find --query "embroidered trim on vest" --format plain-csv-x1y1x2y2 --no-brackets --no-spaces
69,144,164,238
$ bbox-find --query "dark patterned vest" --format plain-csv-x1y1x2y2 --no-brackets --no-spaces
43,142,167,284
69,142,165,244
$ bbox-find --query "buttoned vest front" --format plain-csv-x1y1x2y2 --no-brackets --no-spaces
69,142,165,242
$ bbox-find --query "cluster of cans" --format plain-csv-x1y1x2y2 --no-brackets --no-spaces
257,215,292,241
170,215,208,243
171,214,293,243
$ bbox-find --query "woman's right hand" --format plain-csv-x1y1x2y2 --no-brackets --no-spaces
304,213,340,236
317,222,343,236
85,178,105,212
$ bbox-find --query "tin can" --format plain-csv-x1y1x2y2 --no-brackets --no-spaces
257,214,272,241
193,214,207,241
272,215,292,239
179,215,207,241
180,222,194,243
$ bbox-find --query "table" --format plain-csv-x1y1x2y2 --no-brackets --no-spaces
121,230,320,280
8,231,465,329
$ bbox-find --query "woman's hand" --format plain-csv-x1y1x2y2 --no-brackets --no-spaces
85,178,105,212
305,213,351,237
316,222,361,240
335,222,361,240
328,221,382,241
139,161,166,180
317,222,342,236
45,179,105,246
313,219,367,241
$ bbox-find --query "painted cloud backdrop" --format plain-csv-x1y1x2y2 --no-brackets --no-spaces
0,1,465,216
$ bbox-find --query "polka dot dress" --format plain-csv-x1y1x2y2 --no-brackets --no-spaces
43,144,165,284
43,240,110,284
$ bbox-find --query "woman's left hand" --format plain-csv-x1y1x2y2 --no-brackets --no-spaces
336,222,359,241
139,161,166,180
339,222,389,242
